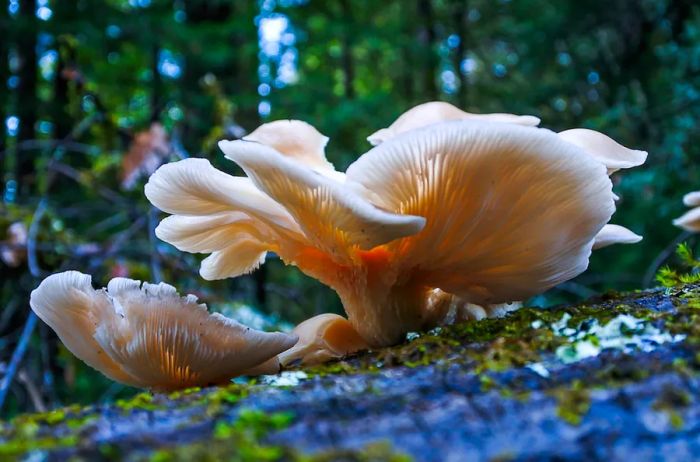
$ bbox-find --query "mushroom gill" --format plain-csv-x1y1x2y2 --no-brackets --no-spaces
673,191,700,232
30,271,297,391
278,313,369,367
146,101,646,348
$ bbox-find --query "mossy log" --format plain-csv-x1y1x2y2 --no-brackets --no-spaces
3,284,700,461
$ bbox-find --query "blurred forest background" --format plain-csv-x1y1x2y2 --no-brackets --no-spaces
0,0,698,416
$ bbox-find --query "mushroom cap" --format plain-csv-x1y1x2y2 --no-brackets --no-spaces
558,128,647,175
30,271,297,390
243,119,334,172
367,101,540,146
673,191,700,232
219,139,426,258
347,120,615,304
592,224,643,250
683,191,700,207
278,313,368,367
674,206,700,232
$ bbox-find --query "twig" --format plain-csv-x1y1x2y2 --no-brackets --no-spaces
148,206,163,283
0,313,38,411
642,231,693,288
0,139,100,161
0,199,47,412
49,161,129,207
17,369,47,413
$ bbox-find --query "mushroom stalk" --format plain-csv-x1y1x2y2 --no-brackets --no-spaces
336,279,430,347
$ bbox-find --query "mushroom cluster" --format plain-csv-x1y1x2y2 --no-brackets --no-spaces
673,191,700,232
30,271,296,391
146,101,647,348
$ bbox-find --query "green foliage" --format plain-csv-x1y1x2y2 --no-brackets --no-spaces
657,243,700,287
552,380,591,426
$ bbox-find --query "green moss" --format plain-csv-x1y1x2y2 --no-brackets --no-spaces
0,434,79,459
116,392,162,412
310,441,413,462
552,380,591,426
199,383,252,416
167,386,202,400
6,282,700,459
652,384,692,430
0,403,103,459
144,408,295,462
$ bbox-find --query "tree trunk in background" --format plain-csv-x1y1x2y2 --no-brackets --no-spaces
339,0,355,99
417,0,438,100
49,0,77,141
400,2,417,105
151,43,162,122
0,6,8,159
228,1,259,130
453,0,469,108
181,2,233,153
15,0,38,192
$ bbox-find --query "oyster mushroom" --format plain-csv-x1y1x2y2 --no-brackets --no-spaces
369,102,645,253
673,191,700,232
146,102,646,347
29,271,297,391
592,224,643,250
557,128,648,175
278,313,369,367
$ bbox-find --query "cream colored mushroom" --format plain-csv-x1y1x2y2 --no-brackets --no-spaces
29,271,297,391
146,104,646,348
366,101,540,146
427,289,522,324
243,120,338,175
592,224,643,250
278,313,369,367
673,191,700,232
558,128,647,175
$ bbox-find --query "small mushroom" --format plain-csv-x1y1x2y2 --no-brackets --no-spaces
278,314,369,367
30,271,297,391
673,191,700,232
427,288,521,324
557,128,648,175
366,101,540,146
592,224,643,250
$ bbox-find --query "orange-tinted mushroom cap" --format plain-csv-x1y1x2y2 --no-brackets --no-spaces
30,271,297,391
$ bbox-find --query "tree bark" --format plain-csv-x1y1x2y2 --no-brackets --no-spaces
417,0,438,99
6,285,700,460
339,0,355,99
15,0,38,191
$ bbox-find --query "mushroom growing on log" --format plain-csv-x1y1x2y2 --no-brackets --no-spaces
146,102,646,348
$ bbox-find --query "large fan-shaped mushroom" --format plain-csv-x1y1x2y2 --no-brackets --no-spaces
146,102,646,347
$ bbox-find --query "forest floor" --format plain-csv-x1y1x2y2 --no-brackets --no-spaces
2,284,700,461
